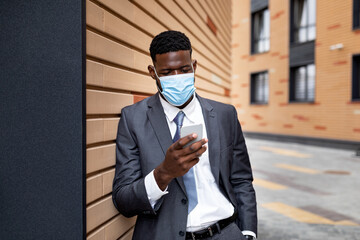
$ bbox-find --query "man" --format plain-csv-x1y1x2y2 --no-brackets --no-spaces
112,30,257,240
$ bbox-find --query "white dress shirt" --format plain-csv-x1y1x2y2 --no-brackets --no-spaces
144,94,256,238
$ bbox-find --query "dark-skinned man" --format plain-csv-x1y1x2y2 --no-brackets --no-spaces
112,30,257,240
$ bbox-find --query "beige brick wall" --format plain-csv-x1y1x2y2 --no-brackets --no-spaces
232,0,360,142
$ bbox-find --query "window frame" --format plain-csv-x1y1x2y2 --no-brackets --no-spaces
290,0,316,44
353,0,360,30
289,63,316,103
251,8,270,54
250,70,269,105
352,54,360,101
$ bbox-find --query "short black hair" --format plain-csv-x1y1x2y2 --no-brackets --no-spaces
149,30,192,62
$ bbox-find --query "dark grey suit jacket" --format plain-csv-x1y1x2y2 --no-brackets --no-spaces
112,93,257,240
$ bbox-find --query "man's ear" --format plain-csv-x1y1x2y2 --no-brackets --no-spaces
192,59,197,73
148,65,156,80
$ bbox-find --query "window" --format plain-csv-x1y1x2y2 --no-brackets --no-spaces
353,55,360,101
290,64,315,102
251,8,270,53
251,71,269,104
292,0,316,43
354,0,360,29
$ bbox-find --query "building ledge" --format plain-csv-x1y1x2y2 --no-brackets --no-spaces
244,131,360,154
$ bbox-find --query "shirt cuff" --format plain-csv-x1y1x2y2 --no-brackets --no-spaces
144,170,169,209
242,230,256,239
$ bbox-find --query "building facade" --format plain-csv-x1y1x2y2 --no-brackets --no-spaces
232,0,360,143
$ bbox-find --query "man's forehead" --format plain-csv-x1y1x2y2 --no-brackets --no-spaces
155,50,191,68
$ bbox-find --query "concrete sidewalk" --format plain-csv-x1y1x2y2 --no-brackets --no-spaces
245,138,360,240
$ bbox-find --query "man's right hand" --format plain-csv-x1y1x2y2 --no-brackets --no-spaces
154,134,208,191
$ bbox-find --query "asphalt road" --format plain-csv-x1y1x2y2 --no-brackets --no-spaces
245,137,360,240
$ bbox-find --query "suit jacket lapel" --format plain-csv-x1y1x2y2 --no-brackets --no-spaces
147,94,172,155
147,93,187,195
197,95,220,184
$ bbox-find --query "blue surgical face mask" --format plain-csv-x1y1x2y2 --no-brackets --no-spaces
154,65,196,107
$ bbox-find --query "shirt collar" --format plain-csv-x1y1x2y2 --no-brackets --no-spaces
159,93,198,123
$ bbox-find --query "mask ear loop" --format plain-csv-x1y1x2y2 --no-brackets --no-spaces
153,66,160,80
153,66,164,97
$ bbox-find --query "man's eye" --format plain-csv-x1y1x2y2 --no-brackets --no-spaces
181,68,191,73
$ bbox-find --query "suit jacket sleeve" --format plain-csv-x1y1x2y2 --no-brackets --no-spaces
230,106,258,234
112,108,158,217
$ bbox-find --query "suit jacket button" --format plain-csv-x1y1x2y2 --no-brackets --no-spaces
179,231,185,236
181,199,187,205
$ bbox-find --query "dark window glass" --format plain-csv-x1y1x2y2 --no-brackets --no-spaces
353,0,360,29
292,0,316,43
251,8,270,53
290,64,315,102
251,71,268,104
353,55,360,100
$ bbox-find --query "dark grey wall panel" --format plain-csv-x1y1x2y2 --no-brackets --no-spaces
290,41,315,67
251,0,269,12
0,1,85,239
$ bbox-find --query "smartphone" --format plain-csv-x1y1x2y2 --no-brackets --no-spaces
180,124,203,148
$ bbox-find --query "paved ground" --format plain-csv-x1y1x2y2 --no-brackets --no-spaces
245,137,360,240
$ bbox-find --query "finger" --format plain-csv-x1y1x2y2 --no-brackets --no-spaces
181,157,200,174
173,133,198,150
187,157,200,169
182,145,207,163
185,138,208,154
195,145,207,157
